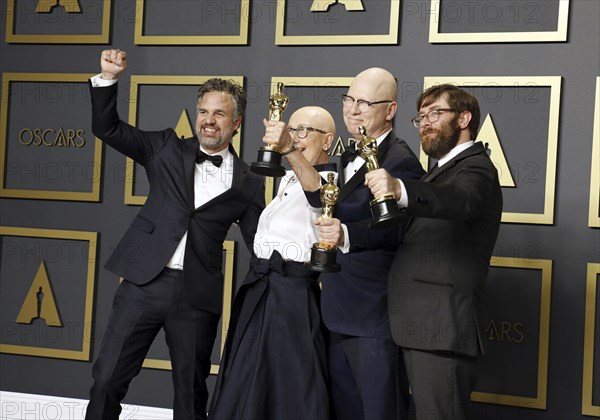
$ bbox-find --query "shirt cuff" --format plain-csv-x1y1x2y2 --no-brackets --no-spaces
339,223,350,253
90,74,118,88
398,179,409,208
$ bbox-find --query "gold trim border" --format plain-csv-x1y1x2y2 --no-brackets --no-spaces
471,257,552,409
582,263,600,416
134,0,249,45
0,73,103,202
275,0,400,45
124,75,244,206
429,0,569,43
589,78,600,228
0,226,98,361
5,0,111,44
422,76,561,225
141,241,236,375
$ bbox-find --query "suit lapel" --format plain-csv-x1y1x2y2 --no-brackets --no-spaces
339,132,394,201
183,138,199,211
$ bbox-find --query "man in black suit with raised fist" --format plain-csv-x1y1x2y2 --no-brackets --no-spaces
85,49,264,420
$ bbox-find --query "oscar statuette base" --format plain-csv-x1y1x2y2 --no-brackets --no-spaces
305,243,341,273
250,148,286,177
369,196,403,229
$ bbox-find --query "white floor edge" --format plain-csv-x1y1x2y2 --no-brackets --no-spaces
0,391,173,419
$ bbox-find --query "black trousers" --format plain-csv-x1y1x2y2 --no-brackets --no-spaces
402,347,481,420
85,268,220,420
327,332,410,420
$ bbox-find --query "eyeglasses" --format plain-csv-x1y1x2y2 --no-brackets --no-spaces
287,125,327,139
411,108,455,128
341,94,393,113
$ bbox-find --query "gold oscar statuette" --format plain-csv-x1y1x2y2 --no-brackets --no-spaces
250,82,289,177
306,172,341,272
357,126,403,229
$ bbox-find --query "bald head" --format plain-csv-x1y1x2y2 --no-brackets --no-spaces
352,68,397,102
290,106,336,136
288,106,336,166
344,68,398,139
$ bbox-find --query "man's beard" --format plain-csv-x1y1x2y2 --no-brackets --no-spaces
196,125,227,151
198,134,226,150
420,117,461,159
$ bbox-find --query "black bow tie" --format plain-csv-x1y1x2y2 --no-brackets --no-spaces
196,150,223,167
341,143,360,167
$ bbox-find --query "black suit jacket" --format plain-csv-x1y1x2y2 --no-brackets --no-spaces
90,82,264,314
308,131,424,338
389,141,502,356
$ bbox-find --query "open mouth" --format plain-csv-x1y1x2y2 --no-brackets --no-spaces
202,126,219,136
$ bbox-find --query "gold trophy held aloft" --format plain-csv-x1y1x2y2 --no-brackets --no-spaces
250,82,289,177
357,126,403,229
306,172,341,272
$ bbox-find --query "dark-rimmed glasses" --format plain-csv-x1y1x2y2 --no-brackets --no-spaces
288,125,327,139
411,108,455,128
341,94,393,113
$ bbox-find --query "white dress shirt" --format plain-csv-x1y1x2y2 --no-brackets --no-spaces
253,169,337,263
167,147,233,269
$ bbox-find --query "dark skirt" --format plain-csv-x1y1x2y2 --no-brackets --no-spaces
208,253,330,420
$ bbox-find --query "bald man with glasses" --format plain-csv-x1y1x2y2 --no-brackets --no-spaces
318,67,425,420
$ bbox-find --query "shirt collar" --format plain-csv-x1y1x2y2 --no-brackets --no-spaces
438,140,474,167
375,129,392,145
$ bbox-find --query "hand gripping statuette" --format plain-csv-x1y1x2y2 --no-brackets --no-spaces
250,82,289,177
306,172,341,272
357,126,403,229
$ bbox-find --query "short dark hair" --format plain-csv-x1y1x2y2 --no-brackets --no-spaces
197,78,247,121
417,84,481,140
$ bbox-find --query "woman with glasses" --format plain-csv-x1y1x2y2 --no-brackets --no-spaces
209,106,337,420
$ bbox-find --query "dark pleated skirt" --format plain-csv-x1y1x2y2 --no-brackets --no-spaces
208,256,330,420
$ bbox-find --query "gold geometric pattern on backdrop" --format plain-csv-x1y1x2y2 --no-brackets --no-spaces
36,0,81,13
175,110,194,140
477,114,516,188
16,261,62,327
310,0,364,12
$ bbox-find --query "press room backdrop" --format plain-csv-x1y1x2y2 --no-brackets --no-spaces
0,0,599,418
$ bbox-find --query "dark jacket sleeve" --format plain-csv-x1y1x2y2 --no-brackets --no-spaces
89,80,170,165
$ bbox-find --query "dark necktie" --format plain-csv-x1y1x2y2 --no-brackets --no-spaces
196,150,223,167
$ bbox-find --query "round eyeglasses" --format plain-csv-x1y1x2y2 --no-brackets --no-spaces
341,94,393,113
411,108,455,128
287,125,327,139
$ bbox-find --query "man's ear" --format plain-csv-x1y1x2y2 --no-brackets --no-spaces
386,102,398,122
323,133,334,151
458,110,472,130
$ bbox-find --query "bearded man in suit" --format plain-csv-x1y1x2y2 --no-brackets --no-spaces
85,49,264,420
365,83,503,419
